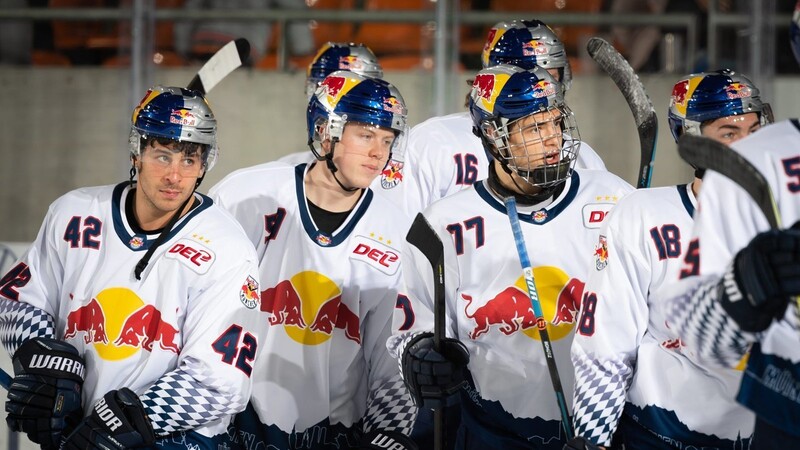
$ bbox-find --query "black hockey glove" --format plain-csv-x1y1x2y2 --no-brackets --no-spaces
61,388,156,450
563,436,604,450
5,337,85,450
354,429,419,450
401,332,469,410
717,228,800,332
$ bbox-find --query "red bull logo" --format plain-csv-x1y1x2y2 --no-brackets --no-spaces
671,79,690,107
482,28,498,53
383,97,405,114
532,210,548,223
473,73,496,101
169,109,197,126
260,272,361,345
725,82,752,99
380,160,404,189
114,304,180,353
64,288,181,360
339,55,364,71
595,235,609,270
522,40,548,56
129,236,144,250
321,75,347,103
240,275,260,309
532,80,555,99
462,268,585,341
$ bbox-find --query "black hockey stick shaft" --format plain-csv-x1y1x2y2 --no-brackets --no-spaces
187,38,250,95
677,134,780,229
587,37,658,188
406,213,446,450
503,197,574,439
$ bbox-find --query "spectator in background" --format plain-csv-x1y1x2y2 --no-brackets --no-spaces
174,0,313,63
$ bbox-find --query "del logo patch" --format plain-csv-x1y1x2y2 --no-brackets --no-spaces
350,236,400,276
582,203,614,229
164,239,215,274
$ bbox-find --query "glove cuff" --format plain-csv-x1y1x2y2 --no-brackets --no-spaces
12,337,85,383
719,262,774,332
359,429,418,450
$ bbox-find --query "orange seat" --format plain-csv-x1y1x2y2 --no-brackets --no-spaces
102,0,188,66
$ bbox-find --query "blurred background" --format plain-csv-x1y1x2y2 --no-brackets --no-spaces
0,1,799,445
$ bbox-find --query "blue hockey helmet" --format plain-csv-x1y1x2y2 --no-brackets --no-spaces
667,69,772,143
469,64,580,188
306,42,383,99
129,86,219,171
307,71,408,160
481,19,572,90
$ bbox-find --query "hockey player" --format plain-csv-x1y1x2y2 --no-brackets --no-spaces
398,19,607,217
388,65,633,450
569,70,772,450
659,16,800,448
210,71,417,449
279,42,384,166
0,86,264,449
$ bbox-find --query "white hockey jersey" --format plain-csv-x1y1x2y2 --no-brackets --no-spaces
388,169,632,448
0,182,264,440
210,163,413,449
571,184,754,448
662,120,800,441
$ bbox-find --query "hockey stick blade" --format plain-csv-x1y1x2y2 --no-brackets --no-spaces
0,367,9,390
588,37,658,188
677,134,780,229
187,38,250,95
405,213,446,450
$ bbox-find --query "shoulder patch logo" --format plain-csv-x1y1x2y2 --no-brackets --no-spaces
594,235,609,271
164,239,216,274
240,275,260,309
350,235,400,276
380,159,404,190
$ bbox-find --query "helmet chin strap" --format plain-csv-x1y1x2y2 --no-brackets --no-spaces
323,140,360,193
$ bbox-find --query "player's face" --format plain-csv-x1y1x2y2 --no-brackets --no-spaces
505,108,564,171
134,139,204,229
328,121,395,188
701,112,761,144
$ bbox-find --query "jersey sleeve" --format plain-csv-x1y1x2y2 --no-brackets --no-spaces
0,201,64,355
140,239,265,435
571,202,649,446
575,140,607,171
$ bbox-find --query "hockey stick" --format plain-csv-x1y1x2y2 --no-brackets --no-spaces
503,197,574,440
677,134,780,229
0,367,8,389
187,38,250,95
405,213,446,450
587,37,658,189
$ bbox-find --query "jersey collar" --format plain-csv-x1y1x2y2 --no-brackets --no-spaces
474,171,580,225
677,183,696,218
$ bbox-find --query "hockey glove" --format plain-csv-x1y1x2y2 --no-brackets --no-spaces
61,388,156,450
355,429,419,450
563,436,604,450
401,332,469,410
718,228,800,332
5,337,85,450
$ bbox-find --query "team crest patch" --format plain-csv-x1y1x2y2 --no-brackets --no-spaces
129,236,145,250
532,210,547,223
594,235,609,270
240,275,260,309
380,159,404,189
316,233,332,246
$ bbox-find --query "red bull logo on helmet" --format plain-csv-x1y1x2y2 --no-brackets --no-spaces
260,272,360,345
532,80,556,99
169,109,197,126
523,40,548,56
462,267,585,341
339,55,364,71
64,287,181,360
725,82,752,99
320,75,356,107
240,275,260,309
671,79,690,108
380,159,404,190
481,28,502,67
383,96,405,114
